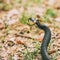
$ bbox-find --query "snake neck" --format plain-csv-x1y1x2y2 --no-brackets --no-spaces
36,21,51,60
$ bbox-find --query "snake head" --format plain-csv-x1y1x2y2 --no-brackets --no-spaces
28,18,38,23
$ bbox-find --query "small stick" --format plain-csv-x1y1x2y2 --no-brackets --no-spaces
49,49,57,55
15,34,35,40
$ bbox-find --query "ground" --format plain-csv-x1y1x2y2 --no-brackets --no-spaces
0,0,60,60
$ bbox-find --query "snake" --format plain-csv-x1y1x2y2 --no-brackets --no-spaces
29,18,51,60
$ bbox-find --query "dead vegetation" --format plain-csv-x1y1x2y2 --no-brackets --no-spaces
0,0,60,60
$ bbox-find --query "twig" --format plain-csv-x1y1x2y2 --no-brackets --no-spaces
48,49,57,55
15,34,35,40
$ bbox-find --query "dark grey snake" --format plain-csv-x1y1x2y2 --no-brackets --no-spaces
29,18,51,60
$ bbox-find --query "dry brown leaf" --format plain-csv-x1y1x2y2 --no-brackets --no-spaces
16,40,25,45
36,37,43,42
49,49,57,55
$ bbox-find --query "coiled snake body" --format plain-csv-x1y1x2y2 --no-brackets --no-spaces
29,18,51,60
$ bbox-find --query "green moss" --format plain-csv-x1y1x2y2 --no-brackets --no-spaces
41,8,57,22
0,3,4,10
9,55,14,60
0,0,2,3
16,0,22,3
0,46,2,48
24,50,39,60
19,12,28,24
46,8,57,17
3,4,13,11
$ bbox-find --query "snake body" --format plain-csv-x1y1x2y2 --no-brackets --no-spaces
29,18,51,60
